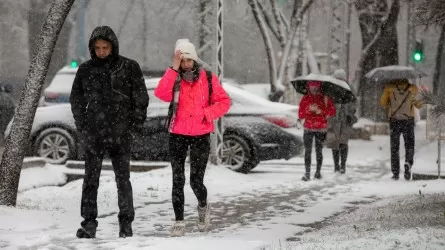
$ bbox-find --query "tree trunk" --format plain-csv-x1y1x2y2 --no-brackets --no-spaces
354,0,400,119
378,0,400,66
28,0,75,87
0,0,75,206
355,0,400,120
433,24,445,94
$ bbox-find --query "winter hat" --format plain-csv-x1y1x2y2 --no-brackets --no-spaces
175,39,198,61
332,69,347,81
307,81,321,88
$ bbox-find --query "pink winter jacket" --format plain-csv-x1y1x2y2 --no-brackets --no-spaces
154,67,231,136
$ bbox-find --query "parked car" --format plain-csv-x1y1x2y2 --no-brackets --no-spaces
0,83,15,140
5,102,303,173
40,66,300,128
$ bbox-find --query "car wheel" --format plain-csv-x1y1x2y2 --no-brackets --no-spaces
34,127,75,164
219,134,259,174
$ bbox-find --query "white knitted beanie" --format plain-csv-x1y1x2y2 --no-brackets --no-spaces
175,39,198,61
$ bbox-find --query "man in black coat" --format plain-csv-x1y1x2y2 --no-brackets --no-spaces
70,26,149,238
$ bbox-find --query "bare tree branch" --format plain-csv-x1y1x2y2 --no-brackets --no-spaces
277,0,314,83
279,10,290,34
256,0,280,42
270,0,286,47
248,0,278,93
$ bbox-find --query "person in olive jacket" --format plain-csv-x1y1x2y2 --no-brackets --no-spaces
380,78,423,181
70,26,149,239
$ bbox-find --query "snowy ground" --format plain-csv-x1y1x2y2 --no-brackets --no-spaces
1,121,444,249
276,192,445,250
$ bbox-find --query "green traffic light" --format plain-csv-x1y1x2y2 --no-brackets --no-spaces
413,52,423,62
70,60,78,68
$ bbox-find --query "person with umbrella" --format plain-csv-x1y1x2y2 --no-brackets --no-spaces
379,78,424,180
326,69,358,174
298,80,336,181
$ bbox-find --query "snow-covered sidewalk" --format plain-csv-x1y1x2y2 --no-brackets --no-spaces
1,120,444,249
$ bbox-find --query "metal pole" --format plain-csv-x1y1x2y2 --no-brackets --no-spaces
438,131,441,179
345,0,352,81
210,0,224,165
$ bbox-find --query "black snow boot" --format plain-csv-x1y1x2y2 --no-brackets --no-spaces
119,221,133,238
314,165,322,179
404,163,412,181
76,220,98,239
391,174,399,180
302,172,310,181
333,149,340,172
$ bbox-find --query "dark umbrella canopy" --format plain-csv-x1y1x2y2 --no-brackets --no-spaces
365,65,427,81
291,73,356,104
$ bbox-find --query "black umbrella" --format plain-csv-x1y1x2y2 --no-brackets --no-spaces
291,73,356,104
365,65,427,81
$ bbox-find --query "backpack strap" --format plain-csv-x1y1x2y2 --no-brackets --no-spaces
206,70,212,106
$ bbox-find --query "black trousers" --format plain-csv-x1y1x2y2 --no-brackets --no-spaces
390,118,415,175
169,133,210,221
80,134,134,225
303,130,326,173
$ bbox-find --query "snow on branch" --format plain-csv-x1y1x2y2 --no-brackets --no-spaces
248,0,278,92
277,0,314,85
270,0,286,47
256,0,281,43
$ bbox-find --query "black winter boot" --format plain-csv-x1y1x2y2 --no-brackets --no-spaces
333,149,340,172
76,220,98,239
404,163,412,181
119,220,133,238
314,165,322,179
302,172,310,181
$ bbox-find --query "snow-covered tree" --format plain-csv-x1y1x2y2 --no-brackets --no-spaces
353,0,400,119
0,0,75,206
248,0,315,103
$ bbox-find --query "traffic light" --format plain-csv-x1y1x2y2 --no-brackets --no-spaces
412,40,424,63
70,60,78,68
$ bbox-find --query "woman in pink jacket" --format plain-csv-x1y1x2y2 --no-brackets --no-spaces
155,39,231,236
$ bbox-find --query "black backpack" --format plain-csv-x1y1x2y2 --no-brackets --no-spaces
165,70,213,130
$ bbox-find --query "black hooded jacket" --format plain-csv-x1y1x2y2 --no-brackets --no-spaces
70,26,149,139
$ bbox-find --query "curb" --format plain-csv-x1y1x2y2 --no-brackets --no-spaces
412,173,445,181
65,160,169,172
22,157,47,169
